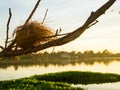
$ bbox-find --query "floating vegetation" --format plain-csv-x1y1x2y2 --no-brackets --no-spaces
0,71,120,90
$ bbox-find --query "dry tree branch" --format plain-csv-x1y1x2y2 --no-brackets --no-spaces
24,0,42,26
0,0,116,58
5,8,12,49
41,9,48,25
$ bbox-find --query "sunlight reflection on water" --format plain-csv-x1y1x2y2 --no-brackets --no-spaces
0,59,120,89
0,60,120,80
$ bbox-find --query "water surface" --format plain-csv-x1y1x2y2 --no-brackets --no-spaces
0,58,120,90
0,58,120,80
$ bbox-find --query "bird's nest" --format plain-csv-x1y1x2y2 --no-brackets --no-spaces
13,21,57,49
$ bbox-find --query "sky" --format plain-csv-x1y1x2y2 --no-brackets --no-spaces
0,0,120,53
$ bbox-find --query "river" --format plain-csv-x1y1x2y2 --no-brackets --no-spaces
0,58,120,90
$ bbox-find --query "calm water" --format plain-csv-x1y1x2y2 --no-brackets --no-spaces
72,82,120,90
0,58,120,89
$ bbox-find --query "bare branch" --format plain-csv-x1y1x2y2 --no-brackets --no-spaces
41,9,48,25
84,0,116,26
24,0,42,26
5,8,12,49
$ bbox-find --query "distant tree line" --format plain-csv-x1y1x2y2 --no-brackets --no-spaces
37,49,120,60
1,49,120,70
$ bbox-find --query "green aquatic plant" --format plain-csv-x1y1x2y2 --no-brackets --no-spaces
0,77,83,90
0,71,120,90
31,71,120,84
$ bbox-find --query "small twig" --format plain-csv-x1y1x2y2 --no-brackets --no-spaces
0,46,4,50
59,27,62,33
5,8,12,49
55,29,59,35
41,9,48,25
24,0,42,26
55,27,62,36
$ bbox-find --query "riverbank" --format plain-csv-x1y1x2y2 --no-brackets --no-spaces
0,71,120,90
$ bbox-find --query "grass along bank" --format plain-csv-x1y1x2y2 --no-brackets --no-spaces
0,71,120,90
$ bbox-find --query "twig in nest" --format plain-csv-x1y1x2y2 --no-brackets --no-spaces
5,8,12,49
41,9,48,25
